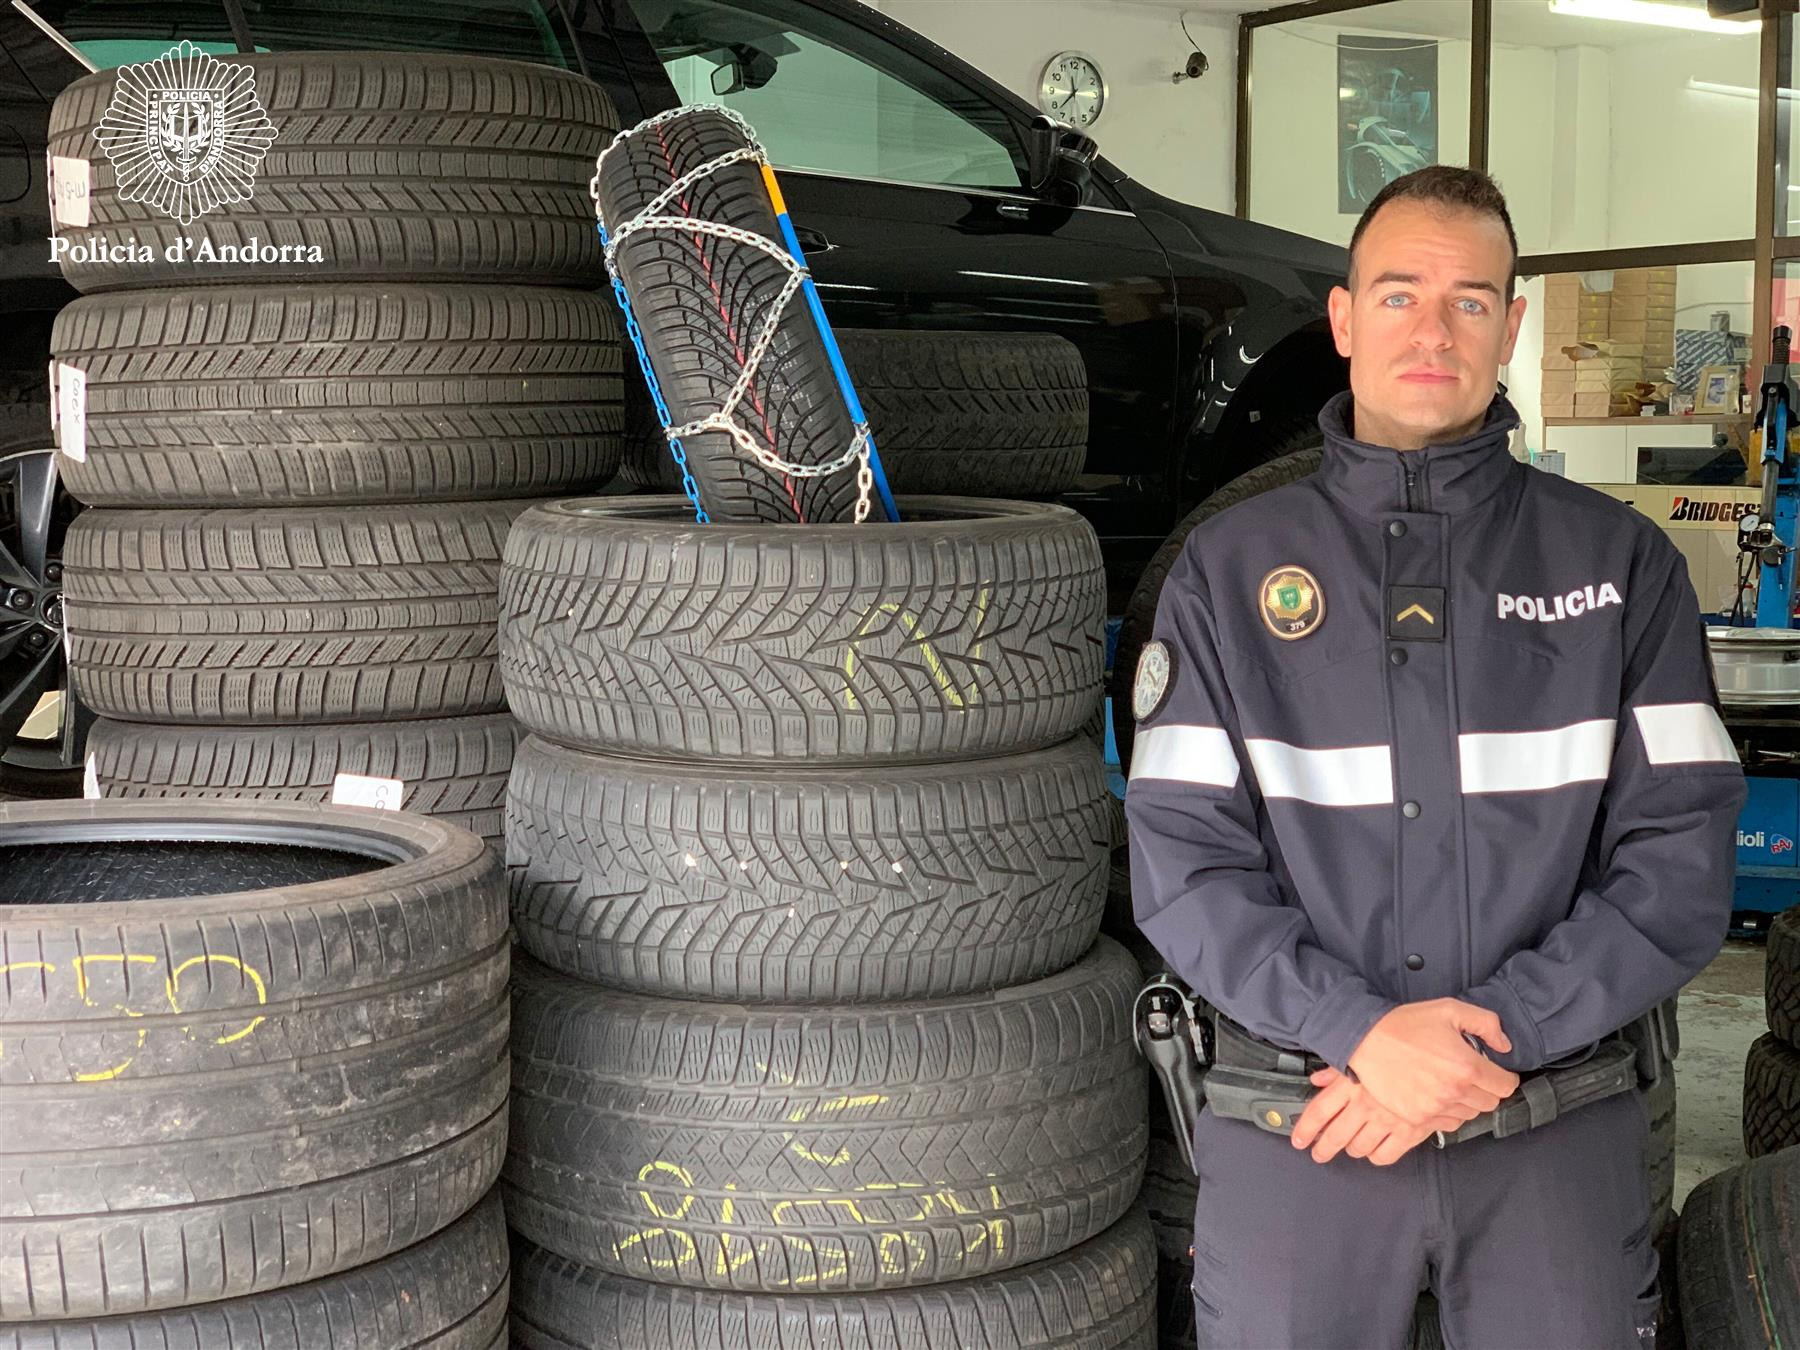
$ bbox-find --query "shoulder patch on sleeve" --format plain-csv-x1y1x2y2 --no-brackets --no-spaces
1132,639,1177,723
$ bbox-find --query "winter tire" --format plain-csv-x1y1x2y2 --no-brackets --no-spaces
499,496,1106,763
507,1211,1157,1349
89,713,521,845
0,800,508,1321
623,331,1088,499
0,1190,510,1349
506,732,1111,1001
1767,906,1800,1047
595,108,861,524
49,53,615,293
1677,1149,1800,1347
65,500,523,725
1743,1032,1800,1158
52,286,623,507
504,941,1147,1293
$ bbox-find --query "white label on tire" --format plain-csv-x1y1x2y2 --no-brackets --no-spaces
50,156,91,229
331,772,404,811
55,362,86,463
83,755,100,800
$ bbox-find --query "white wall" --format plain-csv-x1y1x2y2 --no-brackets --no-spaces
879,0,1239,212
1608,31,1757,252
1248,21,1471,247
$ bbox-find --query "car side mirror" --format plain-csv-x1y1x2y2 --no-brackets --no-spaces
1026,113,1098,206
710,43,777,96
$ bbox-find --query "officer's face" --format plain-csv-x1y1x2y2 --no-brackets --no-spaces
1328,200,1527,451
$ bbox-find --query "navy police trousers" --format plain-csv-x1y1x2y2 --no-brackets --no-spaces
1188,1091,1660,1349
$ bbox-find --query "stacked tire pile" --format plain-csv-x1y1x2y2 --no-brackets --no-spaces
0,797,510,1347
45,51,625,844
497,497,1161,1346
1743,906,1800,1157
1669,908,1800,1343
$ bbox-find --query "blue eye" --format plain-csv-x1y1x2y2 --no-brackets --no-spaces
1458,299,1487,315
1382,294,1410,308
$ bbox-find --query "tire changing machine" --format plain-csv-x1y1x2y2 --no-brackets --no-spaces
1711,325,1800,935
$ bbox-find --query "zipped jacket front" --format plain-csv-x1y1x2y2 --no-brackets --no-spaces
1126,392,1747,1073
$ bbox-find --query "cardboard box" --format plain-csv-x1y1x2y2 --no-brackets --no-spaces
1609,267,1677,292
1589,483,1756,616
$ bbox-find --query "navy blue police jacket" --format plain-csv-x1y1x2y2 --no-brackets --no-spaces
1125,391,1747,1074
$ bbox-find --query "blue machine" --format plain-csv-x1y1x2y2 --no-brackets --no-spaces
1723,325,1800,934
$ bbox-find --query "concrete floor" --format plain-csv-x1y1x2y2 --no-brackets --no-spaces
1672,939,1766,1207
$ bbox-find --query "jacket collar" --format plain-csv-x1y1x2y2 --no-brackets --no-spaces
1315,390,1522,518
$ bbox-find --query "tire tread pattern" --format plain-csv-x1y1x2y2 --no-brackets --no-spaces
621,331,1088,499
49,53,616,292
597,109,860,523
53,286,622,507
507,1214,1157,1349
66,501,524,725
503,943,1147,1293
0,1191,511,1349
498,498,1106,762
0,801,509,1322
507,733,1111,1001
89,713,521,844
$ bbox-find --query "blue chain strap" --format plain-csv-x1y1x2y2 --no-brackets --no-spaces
598,222,708,524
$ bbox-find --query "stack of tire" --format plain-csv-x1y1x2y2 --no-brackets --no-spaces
1667,908,1800,1339
44,51,624,845
0,797,510,1347
1744,907,1800,1157
497,496,1160,1346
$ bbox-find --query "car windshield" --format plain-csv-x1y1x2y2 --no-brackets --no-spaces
26,0,573,68
621,0,1028,189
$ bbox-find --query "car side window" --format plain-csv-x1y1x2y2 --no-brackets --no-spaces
624,0,1027,191
36,0,574,68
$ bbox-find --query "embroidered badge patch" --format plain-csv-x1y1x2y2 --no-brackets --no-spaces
1260,565,1325,641
1132,639,1176,723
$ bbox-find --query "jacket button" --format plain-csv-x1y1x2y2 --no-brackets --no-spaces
1402,800,1421,818
1390,648,1407,666
1406,953,1425,971
1388,521,1407,537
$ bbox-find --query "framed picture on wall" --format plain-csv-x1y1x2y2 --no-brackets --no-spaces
1694,364,1741,415
1337,35,1438,214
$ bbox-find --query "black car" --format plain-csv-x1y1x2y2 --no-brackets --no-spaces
0,0,1350,794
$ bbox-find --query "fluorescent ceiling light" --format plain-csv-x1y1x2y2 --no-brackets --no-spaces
1548,0,1759,34
1689,78,1797,101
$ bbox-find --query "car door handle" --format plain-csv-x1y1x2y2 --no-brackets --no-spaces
996,201,1032,219
793,225,834,253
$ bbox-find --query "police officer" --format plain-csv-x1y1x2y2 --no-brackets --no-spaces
1126,166,1746,1348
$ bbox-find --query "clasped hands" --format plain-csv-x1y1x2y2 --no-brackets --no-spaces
1289,999,1520,1168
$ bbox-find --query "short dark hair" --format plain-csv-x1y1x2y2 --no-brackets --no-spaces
1348,165,1519,299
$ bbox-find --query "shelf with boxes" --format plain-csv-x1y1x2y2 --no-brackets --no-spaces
1540,267,1679,419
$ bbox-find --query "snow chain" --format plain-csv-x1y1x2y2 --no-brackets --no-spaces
590,104,877,524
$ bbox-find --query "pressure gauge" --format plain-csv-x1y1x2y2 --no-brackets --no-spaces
1038,51,1106,127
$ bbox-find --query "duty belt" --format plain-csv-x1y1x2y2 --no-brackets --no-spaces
1133,974,1673,1174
